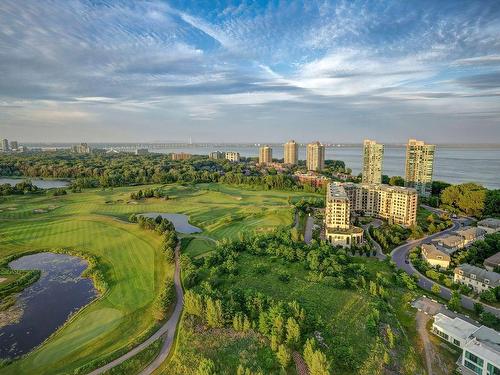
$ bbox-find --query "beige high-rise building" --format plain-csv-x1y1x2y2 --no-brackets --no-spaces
362,140,384,184
405,139,436,197
324,183,363,248
344,183,418,226
284,140,298,165
225,151,240,162
259,145,272,165
306,141,325,171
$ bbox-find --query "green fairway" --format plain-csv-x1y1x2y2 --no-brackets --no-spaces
0,183,310,374
181,237,217,258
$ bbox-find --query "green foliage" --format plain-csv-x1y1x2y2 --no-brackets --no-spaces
447,291,461,311
388,176,405,187
195,358,216,375
205,297,224,328
276,344,291,369
105,338,162,375
431,284,441,295
185,290,205,318
480,289,497,303
0,179,40,196
285,317,301,347
441,183,487,217
484,189,500,217
153,278,175,321
454,232,500,267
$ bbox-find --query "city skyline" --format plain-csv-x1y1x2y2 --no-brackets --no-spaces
1,0,500,143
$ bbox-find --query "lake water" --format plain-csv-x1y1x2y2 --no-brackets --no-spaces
141,213,201,234
0,253,96,358
151,145,500,189
0,178,70,189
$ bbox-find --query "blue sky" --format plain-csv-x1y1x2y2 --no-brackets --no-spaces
1,0,500,143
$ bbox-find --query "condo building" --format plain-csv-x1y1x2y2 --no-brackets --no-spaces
224,151,240,162
9,141,18,151
306,141,325,171
405,139,435,197
259,145,272,165
72,143,91,154
284,140,298,165
209,151,225,160
171,152,191,161
135,148,149,155
344,183,418,226
362,139,384,184
1,139,9,151
324,183,363,248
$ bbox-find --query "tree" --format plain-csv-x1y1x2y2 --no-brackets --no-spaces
484,189,500,217
286,317,301,347
447,291,461,311
184,290,204,317
386,326,395,349
276,344,291,369
309,350,330,375
474,302,484,316
388,176,405,187
480,289,497,303
304,338,316,369
431,284,441,295
195,358,216,375
441,183,487,217
205,297,224,328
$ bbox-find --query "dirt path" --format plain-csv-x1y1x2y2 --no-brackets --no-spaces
416,311,433,375
293,351,309,375
87,242,183,375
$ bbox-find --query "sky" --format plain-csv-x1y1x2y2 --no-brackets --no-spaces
1,0,500,143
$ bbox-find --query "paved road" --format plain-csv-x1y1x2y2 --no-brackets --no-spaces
304,215,314,244
88,243,184,375
361,218,386,260
391,215,500,317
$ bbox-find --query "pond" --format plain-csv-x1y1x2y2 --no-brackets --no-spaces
0,253,96,359
0,178,70,189
140,213,202,234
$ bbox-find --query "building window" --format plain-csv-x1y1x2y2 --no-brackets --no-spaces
453,339,460,346
465,351,484,367
464,360,483,375
487,363,500,375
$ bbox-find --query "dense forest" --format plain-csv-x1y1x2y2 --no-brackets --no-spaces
0,152,347,193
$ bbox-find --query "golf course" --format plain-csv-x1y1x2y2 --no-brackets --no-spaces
0,183,313,374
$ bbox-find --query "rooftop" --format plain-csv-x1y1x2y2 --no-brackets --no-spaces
422,243,451,261
433,313,480,341
478,218,500,230
327,183,348,200
435,234,463,248
466,325,500,366
455,264,500,285
484,252,500,267
456,226,486,239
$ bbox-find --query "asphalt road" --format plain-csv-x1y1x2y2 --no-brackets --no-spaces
390,214,500,317
88,242,184,375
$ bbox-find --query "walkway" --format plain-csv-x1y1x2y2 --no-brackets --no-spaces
361,218,386,260
391,213,500,317
304,215,314,244
88,243,184,375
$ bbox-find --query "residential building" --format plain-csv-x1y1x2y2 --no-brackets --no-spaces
72,143,91,154
362,139,384,184
456,227,486,247
421,243,451,268
284,140,298,165
306,141,325,171
171,152,191,161
405,139,435,197
454,264,500,293
225,151,240,162
209,151,225,160
9,141,18,151
478,218,500,234
484,252,500,272
135,148,149,155
434,234,465,254
324,183,364,248
1,139,9,151
344,183,418,226
432,313,500,375
259,145,272,165
294,172,330,188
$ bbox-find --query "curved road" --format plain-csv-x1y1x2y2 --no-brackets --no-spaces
88,243,184,375
390,215,500,317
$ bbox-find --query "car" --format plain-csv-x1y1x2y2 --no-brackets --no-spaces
405,259,409,264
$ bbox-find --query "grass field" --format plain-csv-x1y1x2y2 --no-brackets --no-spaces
163,244,424,375
0,183,312,373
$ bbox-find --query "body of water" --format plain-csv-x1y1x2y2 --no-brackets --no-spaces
0,253,96,358
151,145,500,189
0,178,70,189
141,213,201,234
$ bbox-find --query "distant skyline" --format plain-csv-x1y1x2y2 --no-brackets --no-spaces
1,0,500,143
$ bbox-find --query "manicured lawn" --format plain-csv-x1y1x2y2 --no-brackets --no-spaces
181,237,216,258
0,183,309,373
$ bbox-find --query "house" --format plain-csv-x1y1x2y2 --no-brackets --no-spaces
478,218,500,234
432,313,500,375
434,234,464,254
454,264,500,293
421,243,451,268
456,226,486,247
484,252,500,272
